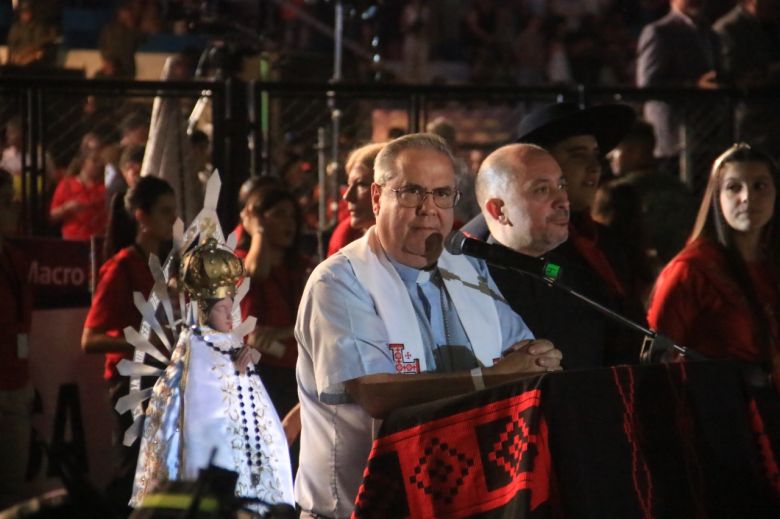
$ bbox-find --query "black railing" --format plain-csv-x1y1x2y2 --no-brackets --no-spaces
6,75,780,236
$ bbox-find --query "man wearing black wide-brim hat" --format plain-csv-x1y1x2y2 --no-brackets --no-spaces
515,103,635,216
512,102,636,291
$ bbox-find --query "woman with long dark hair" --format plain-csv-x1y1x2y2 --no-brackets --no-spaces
239,186,310,419
648,143,780,390
81,176,176,515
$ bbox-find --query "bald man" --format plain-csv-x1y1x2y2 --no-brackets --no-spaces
477,144,570,257
472,143,634,368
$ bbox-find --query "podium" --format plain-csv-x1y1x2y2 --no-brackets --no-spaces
353,362,780,518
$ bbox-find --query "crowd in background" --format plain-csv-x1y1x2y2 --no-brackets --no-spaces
1,0,780,514
2,0,776,85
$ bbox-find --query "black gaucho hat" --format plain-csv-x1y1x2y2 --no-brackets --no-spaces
516,102,636,153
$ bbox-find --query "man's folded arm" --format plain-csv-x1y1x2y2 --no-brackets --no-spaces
345,339,562,419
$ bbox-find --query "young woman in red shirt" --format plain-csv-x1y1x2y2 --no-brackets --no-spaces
81,176,176,514
648,143,780,392
49,151,108,240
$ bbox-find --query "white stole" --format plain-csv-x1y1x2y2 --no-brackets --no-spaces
340,227,503,372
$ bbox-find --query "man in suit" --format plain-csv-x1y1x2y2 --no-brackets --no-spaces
636,0,726,191
714,0,780,160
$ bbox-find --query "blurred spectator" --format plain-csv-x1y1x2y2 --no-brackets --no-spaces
0,168,33,510
512,14,547,85
120,112,149,149
104,145,145,260
0,118,24,200
6,0,57,67
1,116,55,203
546,16,573,83
401,0,432,83
714,0,780,86
714,0,780,161
240,187,311,422
327,142,384,256
49,151,107,240
107,144,144,202
104,112,149,191
233,175,283,258
463,0,501,82
565,15,603,85
636,0,727,188
598,7,636,84
648,143,780,392
605,120,695,266
98,1,143,79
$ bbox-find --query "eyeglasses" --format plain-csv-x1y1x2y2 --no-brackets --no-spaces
387,185,462,209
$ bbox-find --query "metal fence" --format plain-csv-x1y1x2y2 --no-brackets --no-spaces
6,76,780,240
0,75,228,235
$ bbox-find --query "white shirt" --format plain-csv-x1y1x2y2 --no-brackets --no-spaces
294,243,533,518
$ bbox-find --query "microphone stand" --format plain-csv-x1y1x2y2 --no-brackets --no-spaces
488,260,707,364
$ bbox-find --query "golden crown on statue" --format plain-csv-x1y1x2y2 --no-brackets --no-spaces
180,237,244,301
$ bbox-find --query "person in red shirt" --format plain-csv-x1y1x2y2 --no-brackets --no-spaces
327,142,384,256
81,176,176,514
0,168,34,509
49,151,107,240
240,186,311,419
648,143,780,391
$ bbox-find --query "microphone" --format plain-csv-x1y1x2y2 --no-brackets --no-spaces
444,230,562,283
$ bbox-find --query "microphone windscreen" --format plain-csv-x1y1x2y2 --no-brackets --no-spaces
444,231,466,255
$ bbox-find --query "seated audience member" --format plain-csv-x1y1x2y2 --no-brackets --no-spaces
240,187,311,420
295,133,562,518
0,169,34,510
49,152,107,240
605,120,695,267
327,142,384,256
648,143,780,392
6,0,57,67
81,176,177,515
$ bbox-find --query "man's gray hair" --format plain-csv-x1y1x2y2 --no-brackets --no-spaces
373,133,456,185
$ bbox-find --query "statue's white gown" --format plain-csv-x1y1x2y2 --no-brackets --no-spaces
129,327,294,508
